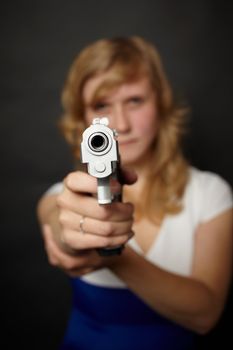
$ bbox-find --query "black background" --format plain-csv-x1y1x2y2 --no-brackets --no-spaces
1,1,233,349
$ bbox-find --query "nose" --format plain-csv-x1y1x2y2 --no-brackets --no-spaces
110,105,130,134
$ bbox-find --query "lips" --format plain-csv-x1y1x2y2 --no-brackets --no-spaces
118,139,136,146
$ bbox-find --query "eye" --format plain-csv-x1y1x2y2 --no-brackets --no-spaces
92,101,109,112
128,96,144,106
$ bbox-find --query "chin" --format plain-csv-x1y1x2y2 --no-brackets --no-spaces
121,154,142,167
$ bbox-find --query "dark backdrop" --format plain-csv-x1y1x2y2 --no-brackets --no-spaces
1,1,232,349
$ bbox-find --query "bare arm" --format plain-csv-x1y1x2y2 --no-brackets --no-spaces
37,172,233,334
109,209,233,333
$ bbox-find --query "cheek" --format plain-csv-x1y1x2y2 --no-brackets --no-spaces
133,107,158,137
84,110,93,125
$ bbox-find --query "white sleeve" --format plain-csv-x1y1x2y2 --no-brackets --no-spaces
200,172,233,222
43,182,64,196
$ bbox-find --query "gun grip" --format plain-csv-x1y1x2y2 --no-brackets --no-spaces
96,175,124,256
97,245,124,256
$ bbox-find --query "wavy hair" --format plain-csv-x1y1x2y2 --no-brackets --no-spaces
59,36,190,223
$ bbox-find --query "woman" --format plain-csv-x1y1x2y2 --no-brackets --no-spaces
37,36,233,350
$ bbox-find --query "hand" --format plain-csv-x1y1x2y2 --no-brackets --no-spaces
42,224,105,276
56,169,136,251
43,168,137,275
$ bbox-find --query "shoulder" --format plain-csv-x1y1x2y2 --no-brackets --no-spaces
188,166,232,195
185,166,233,222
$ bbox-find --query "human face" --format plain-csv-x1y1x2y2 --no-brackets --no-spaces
83,74,159,168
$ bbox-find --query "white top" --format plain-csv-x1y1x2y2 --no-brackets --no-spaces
45,167,233,288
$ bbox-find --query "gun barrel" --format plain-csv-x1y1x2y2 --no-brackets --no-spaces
88,132,109,152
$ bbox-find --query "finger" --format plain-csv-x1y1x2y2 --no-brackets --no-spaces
64,171,97,195
57,192,134,222
63,250,102,276
64,169,137,195
66,266,98,278
59,210,133,236
61,229,134,250
42,224,90,269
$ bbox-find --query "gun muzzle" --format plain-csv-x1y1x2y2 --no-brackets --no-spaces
88,132,109,152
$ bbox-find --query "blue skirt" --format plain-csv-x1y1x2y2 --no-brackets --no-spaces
60,278,195,350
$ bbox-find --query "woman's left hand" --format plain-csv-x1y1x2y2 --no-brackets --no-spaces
42,224,108,277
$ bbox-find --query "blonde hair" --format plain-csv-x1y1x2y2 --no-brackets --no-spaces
60,36,190,223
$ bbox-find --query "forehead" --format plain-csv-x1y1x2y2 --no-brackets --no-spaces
83,73,152,104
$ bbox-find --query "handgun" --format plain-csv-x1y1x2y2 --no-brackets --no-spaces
80,117,124,256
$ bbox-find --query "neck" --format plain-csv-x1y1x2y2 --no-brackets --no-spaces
128,148,153,178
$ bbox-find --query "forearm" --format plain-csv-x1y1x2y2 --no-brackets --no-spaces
109,246,220,334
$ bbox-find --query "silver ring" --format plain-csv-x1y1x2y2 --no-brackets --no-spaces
79,216,85,234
